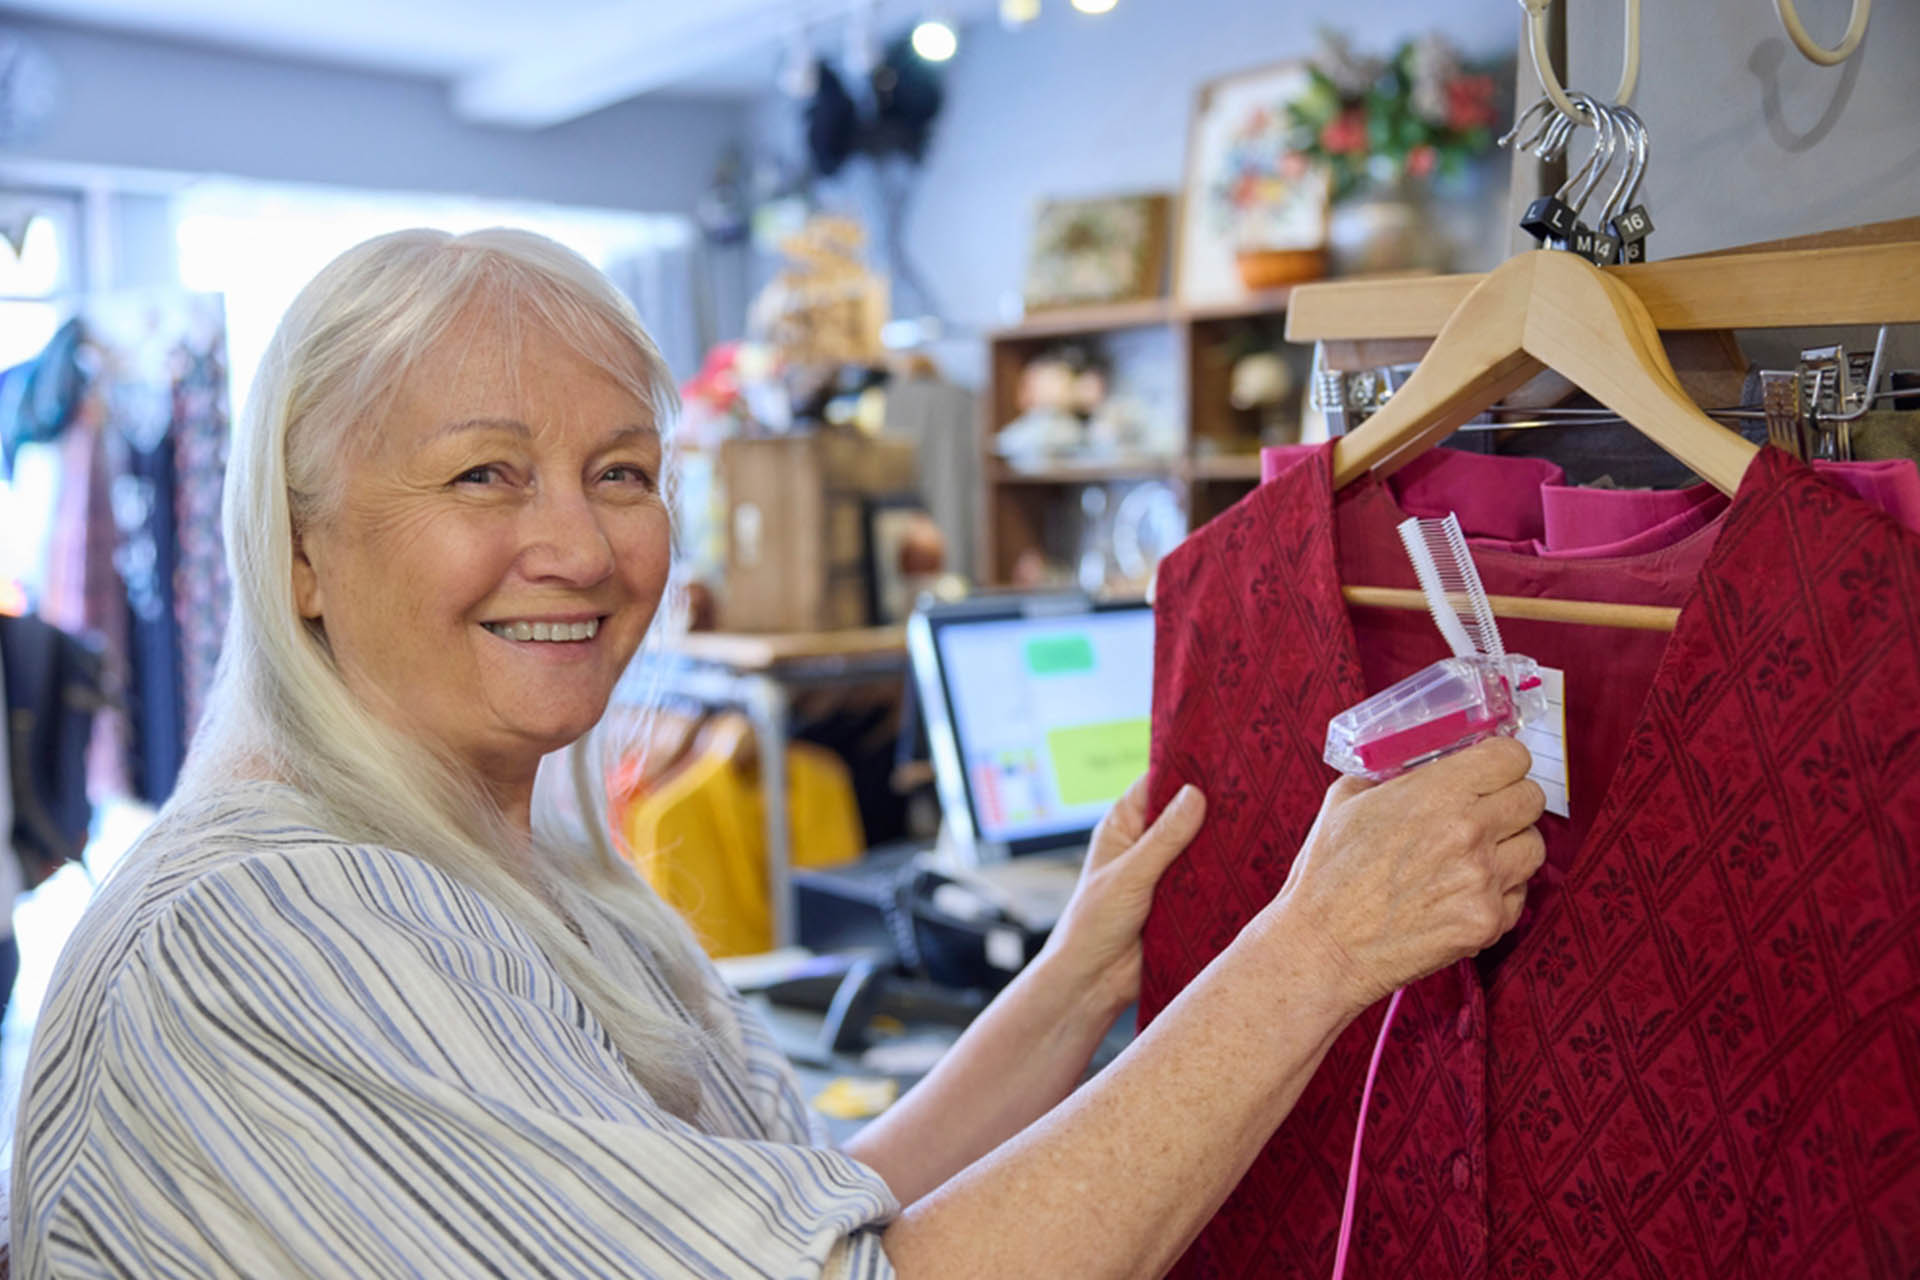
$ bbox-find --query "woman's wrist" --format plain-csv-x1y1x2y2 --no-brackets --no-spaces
1029,930,1135,1032
1238,895,1379,1026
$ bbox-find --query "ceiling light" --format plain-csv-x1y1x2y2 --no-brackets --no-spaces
911,18,959,61
1000,0,1041,26
1070,0,1117,12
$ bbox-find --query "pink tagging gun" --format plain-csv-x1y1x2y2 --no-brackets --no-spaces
1324,514,1546,781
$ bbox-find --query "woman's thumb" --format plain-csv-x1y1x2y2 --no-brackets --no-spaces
1129,785,1206,878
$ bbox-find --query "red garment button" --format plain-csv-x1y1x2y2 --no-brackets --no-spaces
1456,1006,1474,1040
1451,1154,1472,1192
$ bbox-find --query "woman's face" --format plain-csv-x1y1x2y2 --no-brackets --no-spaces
292,307,670,798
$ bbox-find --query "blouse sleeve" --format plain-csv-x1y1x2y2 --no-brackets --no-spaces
64,843,899,1280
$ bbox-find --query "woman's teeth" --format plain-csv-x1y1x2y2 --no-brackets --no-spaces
484,618,599,642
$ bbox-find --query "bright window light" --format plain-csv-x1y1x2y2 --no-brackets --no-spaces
173,180,691,429
1070,0,1117,12
911,18,959,61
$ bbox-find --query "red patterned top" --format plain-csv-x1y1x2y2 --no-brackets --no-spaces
1140,445,1920,1278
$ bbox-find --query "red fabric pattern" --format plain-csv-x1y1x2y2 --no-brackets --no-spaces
1486,449,1920,1278
1141,445,1920,1278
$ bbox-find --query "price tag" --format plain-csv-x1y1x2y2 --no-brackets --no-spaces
1515,665,1569,818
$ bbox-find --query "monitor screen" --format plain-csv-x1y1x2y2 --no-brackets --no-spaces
930,606,1153,847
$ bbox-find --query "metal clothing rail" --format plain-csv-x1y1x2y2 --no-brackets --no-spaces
614,628,910,949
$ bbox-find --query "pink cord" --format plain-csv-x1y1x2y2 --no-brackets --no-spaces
1331,986,1404,1280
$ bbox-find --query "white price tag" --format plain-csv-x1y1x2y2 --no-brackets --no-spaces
1516,665,1569,818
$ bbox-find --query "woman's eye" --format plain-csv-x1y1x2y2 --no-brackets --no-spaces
600,464,656,488
453,465,501,485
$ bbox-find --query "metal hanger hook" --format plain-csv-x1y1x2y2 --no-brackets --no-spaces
1598,104,1649,229
1564,95,1620,220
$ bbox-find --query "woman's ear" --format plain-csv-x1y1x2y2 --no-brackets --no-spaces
292,528,325,620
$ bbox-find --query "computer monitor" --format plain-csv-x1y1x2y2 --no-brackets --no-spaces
907,594,1154,863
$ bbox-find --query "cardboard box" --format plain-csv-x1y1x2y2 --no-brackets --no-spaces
718,432,919,633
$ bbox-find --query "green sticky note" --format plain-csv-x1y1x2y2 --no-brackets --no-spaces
1047,718,1150,806
1025,633,1096,675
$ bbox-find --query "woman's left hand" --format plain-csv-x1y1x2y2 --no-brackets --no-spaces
1043,776,1207,1018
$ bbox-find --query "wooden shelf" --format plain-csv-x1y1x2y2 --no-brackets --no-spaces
1187,454,1267,481
981,286,1302,585
988,457,1183,485
1178,287,1302,324
989,297,1174,341
991,288,1307,342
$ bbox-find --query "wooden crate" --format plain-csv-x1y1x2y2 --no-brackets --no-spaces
718,432,918,633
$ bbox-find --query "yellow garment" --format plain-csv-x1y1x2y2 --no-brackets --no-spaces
621,743,864,957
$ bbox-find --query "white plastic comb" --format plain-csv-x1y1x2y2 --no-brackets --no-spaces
1397,514,1505,661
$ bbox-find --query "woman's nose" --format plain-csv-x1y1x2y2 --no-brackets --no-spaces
519,486,615,585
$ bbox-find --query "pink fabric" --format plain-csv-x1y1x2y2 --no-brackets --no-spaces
1260,446,1920,555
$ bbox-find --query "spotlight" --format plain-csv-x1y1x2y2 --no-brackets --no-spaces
1070,0,1116,13
999,0,1040,26
911,18,958,62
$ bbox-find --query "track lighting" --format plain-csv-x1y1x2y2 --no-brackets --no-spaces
911,18,958,62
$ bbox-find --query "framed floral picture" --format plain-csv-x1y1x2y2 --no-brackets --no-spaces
1023,192,1170,312
1175,60,1331,305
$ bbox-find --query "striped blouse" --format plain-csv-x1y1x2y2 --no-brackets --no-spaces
10,782,899,1278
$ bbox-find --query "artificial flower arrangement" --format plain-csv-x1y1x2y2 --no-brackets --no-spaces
1284,30,1501,202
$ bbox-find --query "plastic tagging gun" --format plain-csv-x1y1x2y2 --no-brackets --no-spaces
1324,514,1547,780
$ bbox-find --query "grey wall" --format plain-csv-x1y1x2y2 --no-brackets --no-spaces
753,0,1520,383
1,16,746,214
1567,0,1920,256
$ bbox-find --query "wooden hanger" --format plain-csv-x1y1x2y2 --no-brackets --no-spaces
1325,249,1761,632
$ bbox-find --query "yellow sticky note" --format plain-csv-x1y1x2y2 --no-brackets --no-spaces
812,1076,899,1120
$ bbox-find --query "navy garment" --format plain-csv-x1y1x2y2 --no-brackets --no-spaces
114,429,186,803
0,612,103,885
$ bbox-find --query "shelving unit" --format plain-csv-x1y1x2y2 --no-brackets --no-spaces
979,289,1312,585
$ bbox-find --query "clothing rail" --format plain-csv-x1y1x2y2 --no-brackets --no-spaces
1341,586,1680,632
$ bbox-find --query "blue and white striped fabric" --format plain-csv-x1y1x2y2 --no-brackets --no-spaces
10,782,899,1278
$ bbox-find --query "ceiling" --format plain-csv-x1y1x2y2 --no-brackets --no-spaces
0,0,1001,125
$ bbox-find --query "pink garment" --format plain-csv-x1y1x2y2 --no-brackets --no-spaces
1262,447,1920,553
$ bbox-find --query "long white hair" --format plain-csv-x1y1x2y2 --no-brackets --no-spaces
178,227,716,1116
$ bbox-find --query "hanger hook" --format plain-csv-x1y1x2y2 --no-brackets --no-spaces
1596,103,1647,229
1498,97,1557,151
1564,95,1620,219
1774,0,1871,66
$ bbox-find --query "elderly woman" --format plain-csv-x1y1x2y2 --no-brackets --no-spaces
12,229,1543,1278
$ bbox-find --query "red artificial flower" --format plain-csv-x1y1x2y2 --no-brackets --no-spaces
1405,144,1438,179
1447,75,1498,132
1320,107,1368,155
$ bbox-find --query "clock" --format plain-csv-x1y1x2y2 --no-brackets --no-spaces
0,30,61,147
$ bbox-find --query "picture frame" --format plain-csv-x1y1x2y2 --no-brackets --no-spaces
1022,192,1170,312
1174,59,1331,306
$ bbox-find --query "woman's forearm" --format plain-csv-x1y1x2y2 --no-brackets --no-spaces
843,942,1129,1207
879,903,1361,1279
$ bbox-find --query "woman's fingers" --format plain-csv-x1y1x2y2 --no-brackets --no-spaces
1125,785,1207,883
1417,735,1533,796
1498,881,1529,934
1473,777,1548,842
1492,826,1546,893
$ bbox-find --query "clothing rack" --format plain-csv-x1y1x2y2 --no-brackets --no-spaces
1284,227,1920,632
1286,237,1920,344
610,627,909,949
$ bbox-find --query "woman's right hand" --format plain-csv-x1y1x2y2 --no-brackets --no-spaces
1260,736,1547,1013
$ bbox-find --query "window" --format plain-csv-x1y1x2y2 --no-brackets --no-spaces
172,181,693,427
